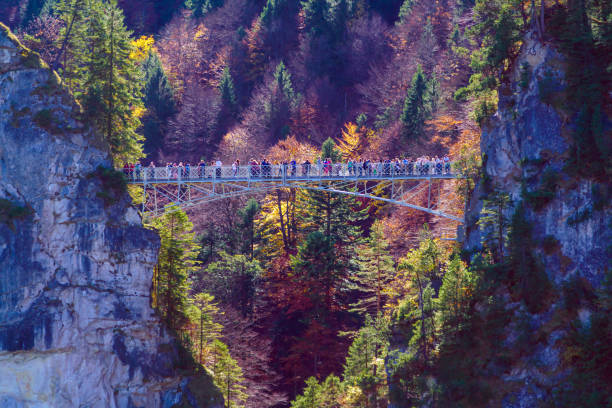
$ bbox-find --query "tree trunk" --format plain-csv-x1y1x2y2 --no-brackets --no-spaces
416,272,428,362
54,0,82,71
276,190,288,251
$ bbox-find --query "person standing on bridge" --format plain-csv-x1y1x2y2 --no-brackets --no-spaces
215,159,222,178
198,160,206,178
148,162,155,179
233,159,240,177
444,155,451,174
290,159,297,177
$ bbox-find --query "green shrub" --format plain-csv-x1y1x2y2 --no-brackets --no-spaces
88,166,127,207
519,62,530,89
0,198,32,230
508,204,552,314
522,168,559,211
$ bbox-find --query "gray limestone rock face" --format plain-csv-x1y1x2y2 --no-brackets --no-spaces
463,32,611,407
0,25,222,408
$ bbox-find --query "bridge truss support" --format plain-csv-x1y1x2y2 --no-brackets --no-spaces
131,173,464,224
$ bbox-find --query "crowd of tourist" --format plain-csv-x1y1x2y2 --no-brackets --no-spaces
122,156,452,180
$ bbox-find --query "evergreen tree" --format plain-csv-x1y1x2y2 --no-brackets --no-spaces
189,292,223,364
185,0,223,18
329,0,349,39
350,222,395,317
395,237,441,362
344,315,390,406
290,231,340,315
210,339,247,408
301,188,366,247
436,254,477,338
274,61,295,102
290,377,320,408
55,0,145,164
400,64,429,139
219,66,238,116
398,0,414,23
203,251,262,316
237,198,260,259
260,0,287,27
477,191,511,263
301,0,329,37
142,50,176,156
320,137,341,162
264,61,297,140
148,208,200,329
53,0,87,82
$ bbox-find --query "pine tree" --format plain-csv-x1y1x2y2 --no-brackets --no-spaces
290,231,340,315
477,191,511,263
219,66,238,116
55,0,145,164
436,254,477,337
301,0,329,37
264,61,297,140
320,137,341,162
189,292,223,365
210,340,247,408
290,377,321,408
53,0,87,83
142,50,176,156
203,251,262,316
237,198,260,259
273,61,295,102
343,315,390,406
398,0,415,22
148,208,200,330
301,187,366,248
185,0,223,18
400,64,429,139
260,0,287,27
395,237,442,362
350,222,395,318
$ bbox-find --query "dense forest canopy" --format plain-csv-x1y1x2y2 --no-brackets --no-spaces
2,0,610,406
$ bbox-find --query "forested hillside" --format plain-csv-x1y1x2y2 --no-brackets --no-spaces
2,0,610,406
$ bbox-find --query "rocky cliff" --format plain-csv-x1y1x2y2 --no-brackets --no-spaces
464,32,611,406
0,24,221,407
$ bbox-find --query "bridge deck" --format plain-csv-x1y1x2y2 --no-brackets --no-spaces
126,174,459,184
122,163,459,185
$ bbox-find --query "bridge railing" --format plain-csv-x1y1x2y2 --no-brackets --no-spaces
120,161,455,183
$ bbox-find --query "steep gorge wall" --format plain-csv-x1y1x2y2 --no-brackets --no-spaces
0,25,221,407
464,32,611,406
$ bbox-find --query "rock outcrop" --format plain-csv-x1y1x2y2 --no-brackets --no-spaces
463,32,611,406
0,24,221,407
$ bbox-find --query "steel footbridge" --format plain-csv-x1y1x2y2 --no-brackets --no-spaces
124,163,464,223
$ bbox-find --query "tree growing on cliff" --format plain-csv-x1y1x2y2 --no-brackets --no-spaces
477,192,511,263
54,0,145,163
